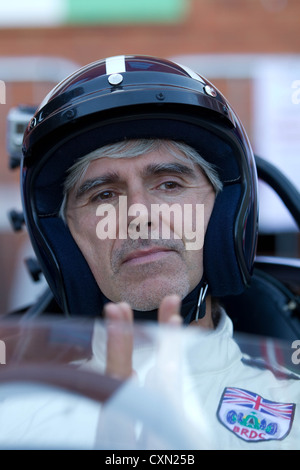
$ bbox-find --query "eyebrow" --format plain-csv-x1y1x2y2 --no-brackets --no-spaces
75,162,196,200
75,171,121,199
141,162,196,178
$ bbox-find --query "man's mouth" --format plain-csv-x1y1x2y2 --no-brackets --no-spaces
122,247,175,266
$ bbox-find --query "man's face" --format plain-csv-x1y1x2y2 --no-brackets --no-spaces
66,146,215,311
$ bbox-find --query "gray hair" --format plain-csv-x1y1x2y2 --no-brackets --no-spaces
59,139,223,220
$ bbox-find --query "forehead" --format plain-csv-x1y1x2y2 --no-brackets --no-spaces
82,146,195,179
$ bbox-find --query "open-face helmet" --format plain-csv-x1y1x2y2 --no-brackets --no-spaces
21,55,258,317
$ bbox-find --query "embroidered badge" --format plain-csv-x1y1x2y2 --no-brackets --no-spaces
217,387,295,442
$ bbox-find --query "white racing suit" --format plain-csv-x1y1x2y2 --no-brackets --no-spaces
0,310,299,450
89,309,300,450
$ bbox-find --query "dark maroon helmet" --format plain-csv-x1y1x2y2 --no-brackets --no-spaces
21,55,258,316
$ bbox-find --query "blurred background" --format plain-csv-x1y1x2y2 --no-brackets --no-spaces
0,0,299,314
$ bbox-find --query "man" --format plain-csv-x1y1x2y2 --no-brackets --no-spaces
18,55,299,449
22,55,257,320
61,137,221,380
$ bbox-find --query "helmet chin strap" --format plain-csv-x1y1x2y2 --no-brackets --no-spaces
181,281,209,325
195,282,209,322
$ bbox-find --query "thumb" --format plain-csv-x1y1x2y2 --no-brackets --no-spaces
158,295,182,325
104,302,134,379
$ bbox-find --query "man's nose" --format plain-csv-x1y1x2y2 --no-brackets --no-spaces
121,189,156,237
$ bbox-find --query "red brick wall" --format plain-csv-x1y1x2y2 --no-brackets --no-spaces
0,0,299,176
0,0,300,63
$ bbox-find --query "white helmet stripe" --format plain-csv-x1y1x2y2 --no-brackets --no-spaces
105,55,126,75
174,62,205,84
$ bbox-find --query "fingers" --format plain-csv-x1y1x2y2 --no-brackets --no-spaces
157,295,182,325
104,301,133,323
103,295,182,380
104,302,134,379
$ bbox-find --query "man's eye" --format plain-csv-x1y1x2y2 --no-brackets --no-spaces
159,181,181,190
91,190,116,201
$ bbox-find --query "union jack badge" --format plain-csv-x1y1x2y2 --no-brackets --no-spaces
217,387,295,442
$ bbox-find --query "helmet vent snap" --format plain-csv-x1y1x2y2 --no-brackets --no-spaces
204,85,217,97
108,73,124,86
